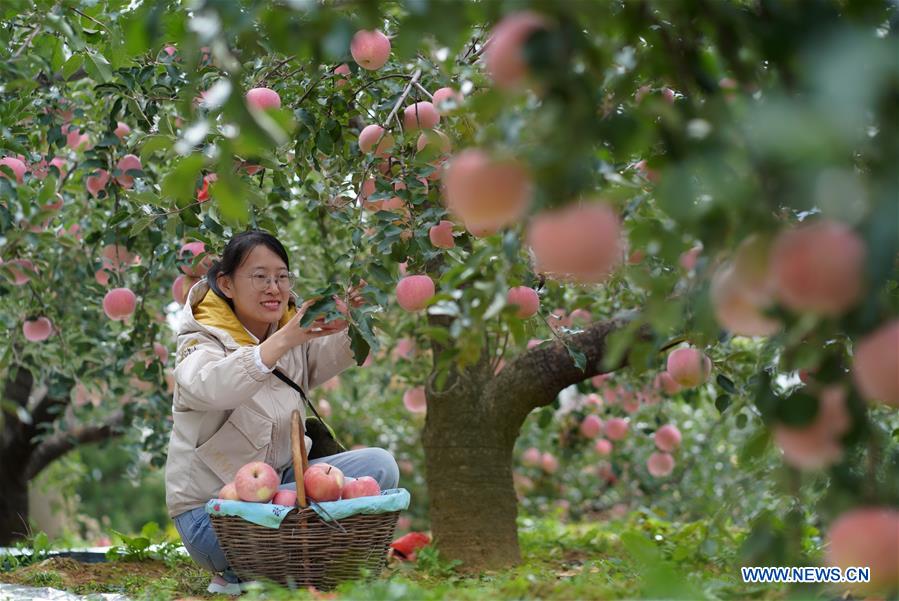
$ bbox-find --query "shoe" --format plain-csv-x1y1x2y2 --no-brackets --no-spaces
207,574,241,595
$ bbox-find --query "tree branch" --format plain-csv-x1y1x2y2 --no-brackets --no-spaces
1,365,33,448
25,411,125,480
487,316,651,435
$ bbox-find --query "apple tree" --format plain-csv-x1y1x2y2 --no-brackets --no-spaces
1,0,897,586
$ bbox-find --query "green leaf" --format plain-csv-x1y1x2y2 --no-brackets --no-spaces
85,52,114,83
716,374,737,394
567,347,587,372
62,53,84,80
161,154,205,206
348,324,371,366
140,135,173,159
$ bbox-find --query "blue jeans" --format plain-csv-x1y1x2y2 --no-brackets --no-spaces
173,447,399,583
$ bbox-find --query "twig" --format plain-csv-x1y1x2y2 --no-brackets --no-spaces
351,74,413,103
68,6,110,32
12,26,41,59
413,82,433,100
384,69,421,130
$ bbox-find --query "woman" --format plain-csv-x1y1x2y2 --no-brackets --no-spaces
164,230,399,594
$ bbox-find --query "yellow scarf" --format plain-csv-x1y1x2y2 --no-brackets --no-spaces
193,288,297,347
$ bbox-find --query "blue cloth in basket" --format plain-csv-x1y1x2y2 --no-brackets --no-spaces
205,488,410,528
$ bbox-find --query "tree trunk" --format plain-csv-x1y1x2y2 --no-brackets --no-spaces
0,364,124,544
0,466,30,546
421,317,646,571
421,363,522,570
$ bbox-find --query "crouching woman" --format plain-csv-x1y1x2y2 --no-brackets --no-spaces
164,230,399,594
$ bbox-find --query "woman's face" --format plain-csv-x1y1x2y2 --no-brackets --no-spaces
218,244,291,340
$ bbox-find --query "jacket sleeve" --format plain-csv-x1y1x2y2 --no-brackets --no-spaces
304,330,356,390
173,335,270,412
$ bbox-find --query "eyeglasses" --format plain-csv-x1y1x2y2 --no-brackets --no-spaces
247,273,296,291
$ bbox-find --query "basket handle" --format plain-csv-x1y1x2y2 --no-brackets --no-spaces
290,409,308,508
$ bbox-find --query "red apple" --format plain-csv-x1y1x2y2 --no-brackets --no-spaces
246,87,281,110
179,241,213,277
218,482,240,501
272,489,297,506
23,317,53,342
403,101,440,132
428,220,455,249
485,11,549,90
350,30,391,70
103,288,137,321
342,476,381,499
358,124,394,156
522,447,541,466
395,275,435,312
666,347,712,388
579,414,603,438
303,463,345,502
604,417,629,441
507,286,539,319
234,461,280,502
115,154,142,188
403,386,427,413
852,319,899,407
825,507,899,595
654,424,682,452
647,452,675,477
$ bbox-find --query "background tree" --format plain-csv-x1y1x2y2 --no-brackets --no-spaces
1,0,896,589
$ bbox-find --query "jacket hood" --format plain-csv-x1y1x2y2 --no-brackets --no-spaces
180,280,298,348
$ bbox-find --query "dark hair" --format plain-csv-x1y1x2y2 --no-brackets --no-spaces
206,230,290,308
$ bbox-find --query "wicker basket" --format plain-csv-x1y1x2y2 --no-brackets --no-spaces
209,410,400,590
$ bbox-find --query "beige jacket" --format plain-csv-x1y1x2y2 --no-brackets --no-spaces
164,280,355,517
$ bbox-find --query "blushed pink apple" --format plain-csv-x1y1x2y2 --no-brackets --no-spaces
103,287,137,321
654,424,682,452
444,149,532,229
417,130,452,154
541,452,559,474
604,417,629,441
825,507,899,595
23,317,53,342
358,125,394,157
395,275,435,311
507,286,539,319
852,320,899,407
526,201,622,284
334,63,351,86
403,102,440,131
647,452,675,477
0,157,27,184
179,241,213,277
594,439,613,456
342,476,381,499
403,386,427,413
485,11,549,90
429,220,455,249
115,154,142,188
350,30,391,70
303,463,345,502
153,342,168,364
4,258,35,286
246,87,281,110
654,371,682,395
171,274,197,304
666,347,712,388
711,263,781,336
773,386,851,471
432,87,463,113
678,245,702,271
235,461,280,502
522,447,541,467
272,489,297,506
770,220,866,316
114,122,131,140
86,169,110,198
580,414,603,438
219,482,240,501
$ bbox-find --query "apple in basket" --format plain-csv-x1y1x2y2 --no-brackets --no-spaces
304,463,345,502
272,489,297,506
234,461,279,502
219,482,240,501
342,476,381,499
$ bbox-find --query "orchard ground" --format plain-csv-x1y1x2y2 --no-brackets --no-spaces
1,512,804,600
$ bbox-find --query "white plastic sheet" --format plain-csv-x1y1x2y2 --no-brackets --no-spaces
0,583,130,600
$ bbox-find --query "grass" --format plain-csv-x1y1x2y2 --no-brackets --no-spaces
0,512,826,600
